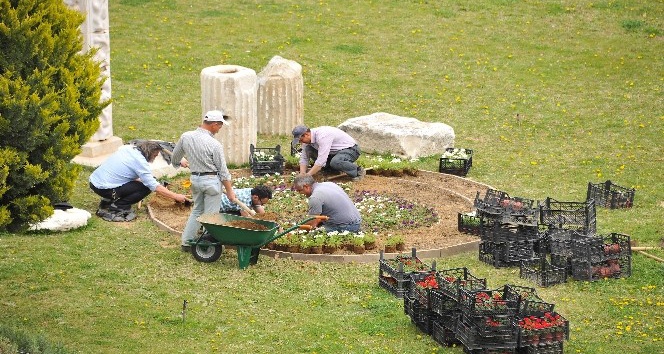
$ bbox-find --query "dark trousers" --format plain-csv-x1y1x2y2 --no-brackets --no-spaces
89,181,151,210
304,144,361,177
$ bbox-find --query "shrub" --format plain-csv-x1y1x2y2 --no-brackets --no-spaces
0,0,109,231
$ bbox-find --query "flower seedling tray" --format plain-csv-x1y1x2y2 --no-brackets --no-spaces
439,148,473,176
516,312,569,348
473,190,539,226
587,180,635,209
458,212,483,236
249,144,285,175
539,198,597,234
519,258,568,288
378,249,432,298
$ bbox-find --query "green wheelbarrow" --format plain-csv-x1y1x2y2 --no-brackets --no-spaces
187,213,327,269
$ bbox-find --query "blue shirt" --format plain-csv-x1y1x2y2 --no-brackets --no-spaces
219,188,252,212
89,145,160,191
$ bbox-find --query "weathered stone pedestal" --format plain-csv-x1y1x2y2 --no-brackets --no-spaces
201,65,258,165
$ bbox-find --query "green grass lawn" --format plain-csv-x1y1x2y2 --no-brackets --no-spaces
1,0,663,353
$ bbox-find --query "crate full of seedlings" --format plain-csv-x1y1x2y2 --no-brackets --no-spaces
407,271,440,309
519,258,568,287
439,148,473,176
458,286,520,318
516,312,569,349
479,240,536,268
458,212,483,236
249,144,285,175
378,249,432,298
539,197,597,234
587,180,635,209
429,267,487,320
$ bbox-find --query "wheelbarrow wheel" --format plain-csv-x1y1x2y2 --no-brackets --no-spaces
191,236,223,263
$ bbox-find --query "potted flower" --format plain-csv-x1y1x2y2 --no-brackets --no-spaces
384,236,398,253
351,235,365,254
363,232,377,250
389,235,406,251
323,235,341,254
310,233,325,254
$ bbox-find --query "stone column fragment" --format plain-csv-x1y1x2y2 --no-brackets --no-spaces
257,56,304,135
200,65,258,165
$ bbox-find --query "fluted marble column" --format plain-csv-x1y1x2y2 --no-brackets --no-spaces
200,65,258,165
257,56,304,135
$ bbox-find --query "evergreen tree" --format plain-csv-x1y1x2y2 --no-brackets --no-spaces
0,0,109,231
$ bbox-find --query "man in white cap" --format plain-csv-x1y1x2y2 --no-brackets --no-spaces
292,125,365,181
172,109,237,252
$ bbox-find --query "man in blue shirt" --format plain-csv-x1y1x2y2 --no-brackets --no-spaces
219,185,273,217
89,141,190,222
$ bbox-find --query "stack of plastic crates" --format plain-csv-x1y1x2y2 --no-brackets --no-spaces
586,180,635,209
509,285,569,354
454,286,520,352
569,233,632,281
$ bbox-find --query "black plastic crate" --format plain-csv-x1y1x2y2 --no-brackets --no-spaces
432,319,462,347
571,233,631,264
587,180,635,209
458,286,519,318
547,229,588,257
479,240,537,268
519,258,568,288
516,312,569,348
436,267,488,302
458,212,482,236
474,190,539,226
539,198,596,234
480,223,540,243
571,253,632,281
407,271,439,309
404,293,441,335
455,314,518,350
464,348,516,354
517,342,564,354
505,284,556,316
250,144,284,175
439,148,473,176
378,249,432,298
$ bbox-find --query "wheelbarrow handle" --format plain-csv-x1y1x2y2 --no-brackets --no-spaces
262,215,329,245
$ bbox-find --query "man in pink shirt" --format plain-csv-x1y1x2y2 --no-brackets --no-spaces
292,125,365,181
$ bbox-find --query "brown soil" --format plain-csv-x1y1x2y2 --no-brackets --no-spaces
147,169,491,252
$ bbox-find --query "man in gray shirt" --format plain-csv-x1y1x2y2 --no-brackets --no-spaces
172,109,237,252
292,175,361,232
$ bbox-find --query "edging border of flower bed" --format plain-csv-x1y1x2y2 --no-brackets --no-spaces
146,168,495,262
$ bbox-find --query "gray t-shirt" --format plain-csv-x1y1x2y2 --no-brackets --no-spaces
308,182,361,226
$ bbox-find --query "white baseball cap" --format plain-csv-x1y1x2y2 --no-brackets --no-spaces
204,109,230,124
